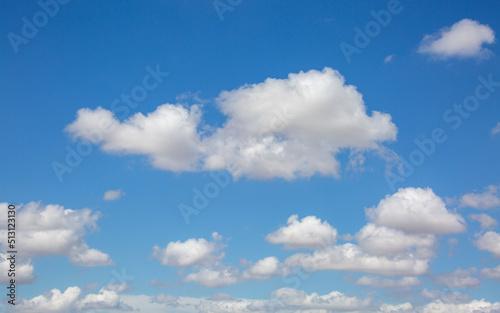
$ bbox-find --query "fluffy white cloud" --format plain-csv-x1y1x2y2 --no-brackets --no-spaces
265,215,338,249
418,19,495,59
67,68,397,180
356,223,436,257
66,104,203,172
103,189,125,201
241,256,291,280
12,286,131,313
366,187,466,234
379,302,415,313
355,275,420,288
284,243,429,276
184,265,240,288
469,213,498,229
151,232,225,266
475,231,500,258
102,282,132,292
459,185,500,209
0,202,112,267
271,287,372,311
435,268,480,288
0,253,35,284
422,299,500,313
204,67,397,179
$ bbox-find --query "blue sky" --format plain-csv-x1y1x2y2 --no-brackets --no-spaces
1,0,500,312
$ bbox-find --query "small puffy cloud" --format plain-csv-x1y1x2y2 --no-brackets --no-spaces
469,213,498,229
184,265,240,288
265,215,338,249
12,286,132,313
480,265,500,281
67,68,397,180
271,287,372,311
459,185,500,209
66,104,203,172
103,189,125,201
379,302,415,313
355,275,420,288
475,231,500,258
356,223,436,257
421,299,500,313
418,18,495,59
151,232,225,267
0,253,36,284
284,243,429,276
491,122,500,135
241,256,291,280
366,187,466,234
435,268,480,288
0,202,112,267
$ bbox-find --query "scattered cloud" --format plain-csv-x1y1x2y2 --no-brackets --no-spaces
469,213,498,229
0,202,113,267
151,232,225,267
435,268,480,288
475,231,500,258
480,265,500,281
418,18,495,59
384,55,395,63
265,215,338,250
459,185,500,209
66,68,398,180
184,265,240,288
0,253,35,284
12,286,132,313
103,189,125,201
366,187,466,234
491,122,500,135
422,299,500,313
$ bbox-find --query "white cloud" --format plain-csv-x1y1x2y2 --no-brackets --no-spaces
66,104,203,172
12,286,132,313
435,268,480,288
284,243,429,276
379,302,415,313
204,67,397,180
271,287,372,311
241,256,291,280
480,265,500,281
102,282,132,292
184,265,240,288
0,202,112,267
355,275,420,288
469,213,498,229
265,215,338,249
151,232,225,266
356,223,436,257
0,253,35,284
475,231,500,258
384,55,395,63
418,19,495,59
491,122,500,135
459,185,500,209
67,68,397,180
422,299,500,313
366,187,466,234
103,189,125,201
